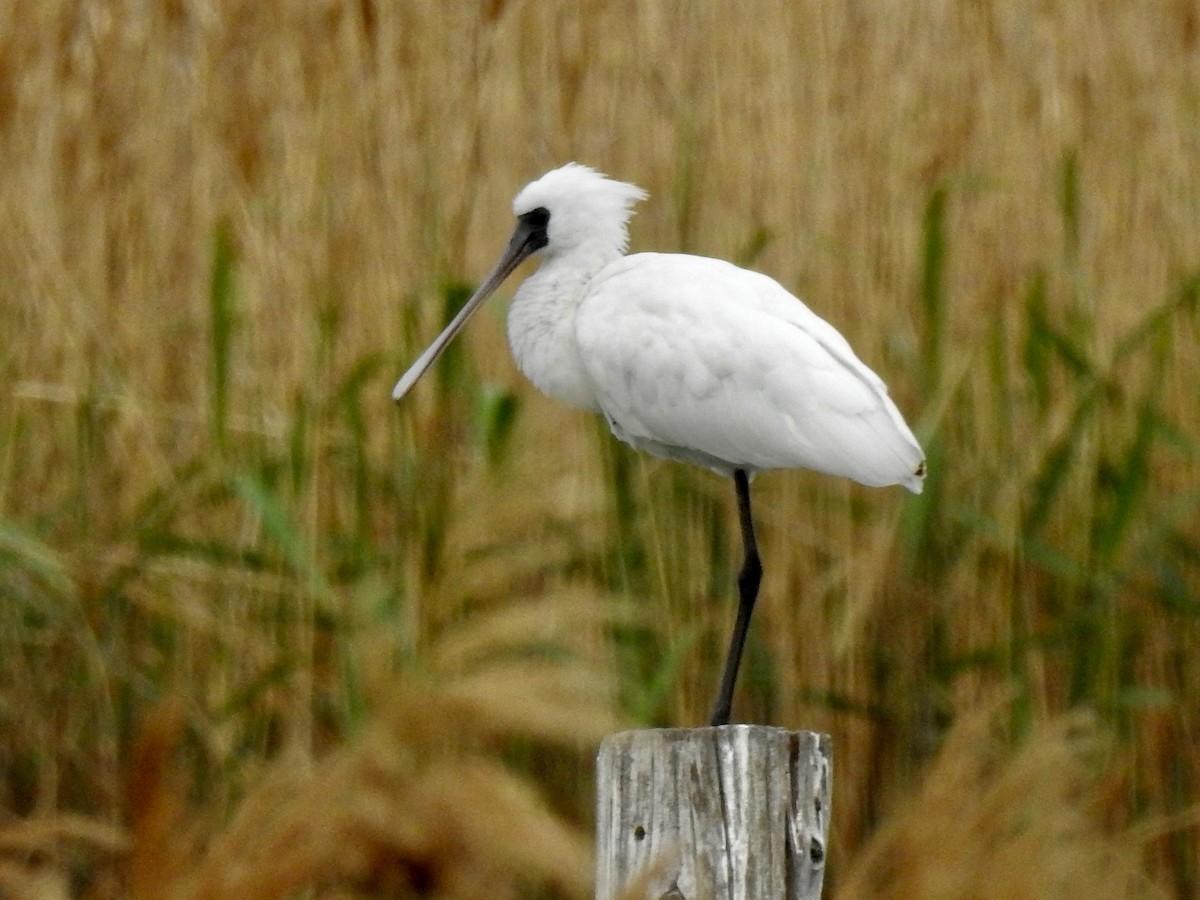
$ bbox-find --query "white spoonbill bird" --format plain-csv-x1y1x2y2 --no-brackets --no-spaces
393,163,926,726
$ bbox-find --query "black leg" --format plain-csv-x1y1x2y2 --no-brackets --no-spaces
708,468,763,726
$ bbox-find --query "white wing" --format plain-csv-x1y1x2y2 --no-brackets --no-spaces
575,253,925,491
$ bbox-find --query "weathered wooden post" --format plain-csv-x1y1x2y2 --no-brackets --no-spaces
596,726,831,900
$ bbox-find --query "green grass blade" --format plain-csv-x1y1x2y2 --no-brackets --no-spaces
0,520,75,597
209,220,237,455
1021,393,1098,537
474,384,521,467
920,185,948,394
1059,149,1081,261
1092,402,1156,564
434,280,474,397
230,471,327,596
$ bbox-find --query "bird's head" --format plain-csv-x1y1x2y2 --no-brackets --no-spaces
392,163,646,402
511,163,648,261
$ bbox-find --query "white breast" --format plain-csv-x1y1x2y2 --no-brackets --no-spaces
506,265,603,413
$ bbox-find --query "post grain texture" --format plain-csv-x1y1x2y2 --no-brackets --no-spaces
596,726,831,900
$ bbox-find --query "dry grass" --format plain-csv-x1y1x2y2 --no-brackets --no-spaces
834,705,1165,900
2,586,621,899
1,0,1199,896
121,690,601,900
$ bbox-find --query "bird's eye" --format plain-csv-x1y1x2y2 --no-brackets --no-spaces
522,207,550,230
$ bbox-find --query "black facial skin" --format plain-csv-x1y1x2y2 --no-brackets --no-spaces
516,206,550,254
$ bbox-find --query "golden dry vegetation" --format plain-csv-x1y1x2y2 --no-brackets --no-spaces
1,0,1198,897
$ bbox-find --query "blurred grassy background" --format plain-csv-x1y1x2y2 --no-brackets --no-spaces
1,0,1198,897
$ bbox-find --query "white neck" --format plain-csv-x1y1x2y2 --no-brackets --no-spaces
505,247,619,412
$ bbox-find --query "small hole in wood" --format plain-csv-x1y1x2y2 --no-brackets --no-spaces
809,836,825,865
634,825,646,841
814,798,822,813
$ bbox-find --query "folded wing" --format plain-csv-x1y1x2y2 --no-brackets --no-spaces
576,253,925,491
